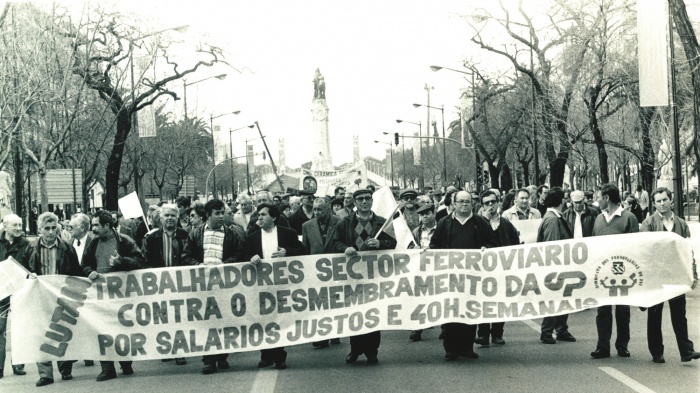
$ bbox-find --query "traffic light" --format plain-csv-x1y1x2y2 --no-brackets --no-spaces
394,133,399,146
262,151,266,160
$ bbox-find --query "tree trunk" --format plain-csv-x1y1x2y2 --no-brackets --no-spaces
38,164,48,212
104,108,131,210
488,164,500,190
500,164,513,191
639,107,656,193
670,0,700,196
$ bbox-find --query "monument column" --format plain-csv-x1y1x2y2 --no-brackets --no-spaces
311,68,333,171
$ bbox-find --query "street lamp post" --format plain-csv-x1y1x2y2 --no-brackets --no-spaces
414,103,447,185
183,73,227,121
374,140,394,186
229,124,255,196
396,119,422,189
430,65,481,191
209,110,240,199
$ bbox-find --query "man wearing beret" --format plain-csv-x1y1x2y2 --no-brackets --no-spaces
330,189,397,364
399,189,420,231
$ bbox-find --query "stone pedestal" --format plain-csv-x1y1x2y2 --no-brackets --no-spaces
311,98,333,171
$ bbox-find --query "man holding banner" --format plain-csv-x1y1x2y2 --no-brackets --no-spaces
0,214,28,379
22,212,82,386
538,187,578,345
141,205,190,366
331,189,397,364
83,210,145,382
641,187,700,363
302,197,342,349
247,202,307,369
475,190,520,347
182,199,245,374
590,183,638,359
430,190,491,361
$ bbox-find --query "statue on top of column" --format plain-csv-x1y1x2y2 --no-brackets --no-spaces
313,68,326,100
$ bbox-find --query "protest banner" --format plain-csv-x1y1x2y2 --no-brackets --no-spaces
0,257,29,300
11,232,695,363
510,218,542,244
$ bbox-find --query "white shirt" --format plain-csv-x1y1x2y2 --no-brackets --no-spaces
659,212,675,232
73,234,89,264
261,226,279,259
573,211,583,239
602,205,624,223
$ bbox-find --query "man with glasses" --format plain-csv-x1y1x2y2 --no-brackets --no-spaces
290,190,315,235
430,190,492,361
399,189,420,231
475,190,520,347
537,187,578,345
590,183,639,359
502,188,542,222
640,187,700,364
331,189,397,365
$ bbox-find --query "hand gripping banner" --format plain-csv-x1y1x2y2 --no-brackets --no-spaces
10,232,695,363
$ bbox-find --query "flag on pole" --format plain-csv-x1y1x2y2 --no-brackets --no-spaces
637,0,669,107
371,186,416,250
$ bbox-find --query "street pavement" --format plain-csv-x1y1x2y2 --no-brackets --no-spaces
2,225,700,392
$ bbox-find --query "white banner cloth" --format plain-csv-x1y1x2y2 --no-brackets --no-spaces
11,232,694,363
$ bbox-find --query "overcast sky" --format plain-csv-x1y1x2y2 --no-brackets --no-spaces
41,0,700,169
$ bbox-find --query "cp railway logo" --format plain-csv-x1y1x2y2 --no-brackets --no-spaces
593,256,644,297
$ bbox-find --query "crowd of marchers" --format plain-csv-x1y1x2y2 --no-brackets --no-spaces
0,183,698,387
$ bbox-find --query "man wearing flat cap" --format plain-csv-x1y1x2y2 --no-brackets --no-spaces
407,203,438,342
562,190,597,239
399,189,420,231
290,190,315,235
330,189,397,365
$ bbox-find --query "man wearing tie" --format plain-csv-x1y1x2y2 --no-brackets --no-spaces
302,197,341,348
69,213,93,266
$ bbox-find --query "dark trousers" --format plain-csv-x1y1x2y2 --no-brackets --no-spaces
478,322,505,339
202,353,227,365
442,323,476,355
260,347,287,363
647,295,695,357
100,360,131,374
596,305,630,352
349,331,381,357
541,314,570,337
37,360,72,379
